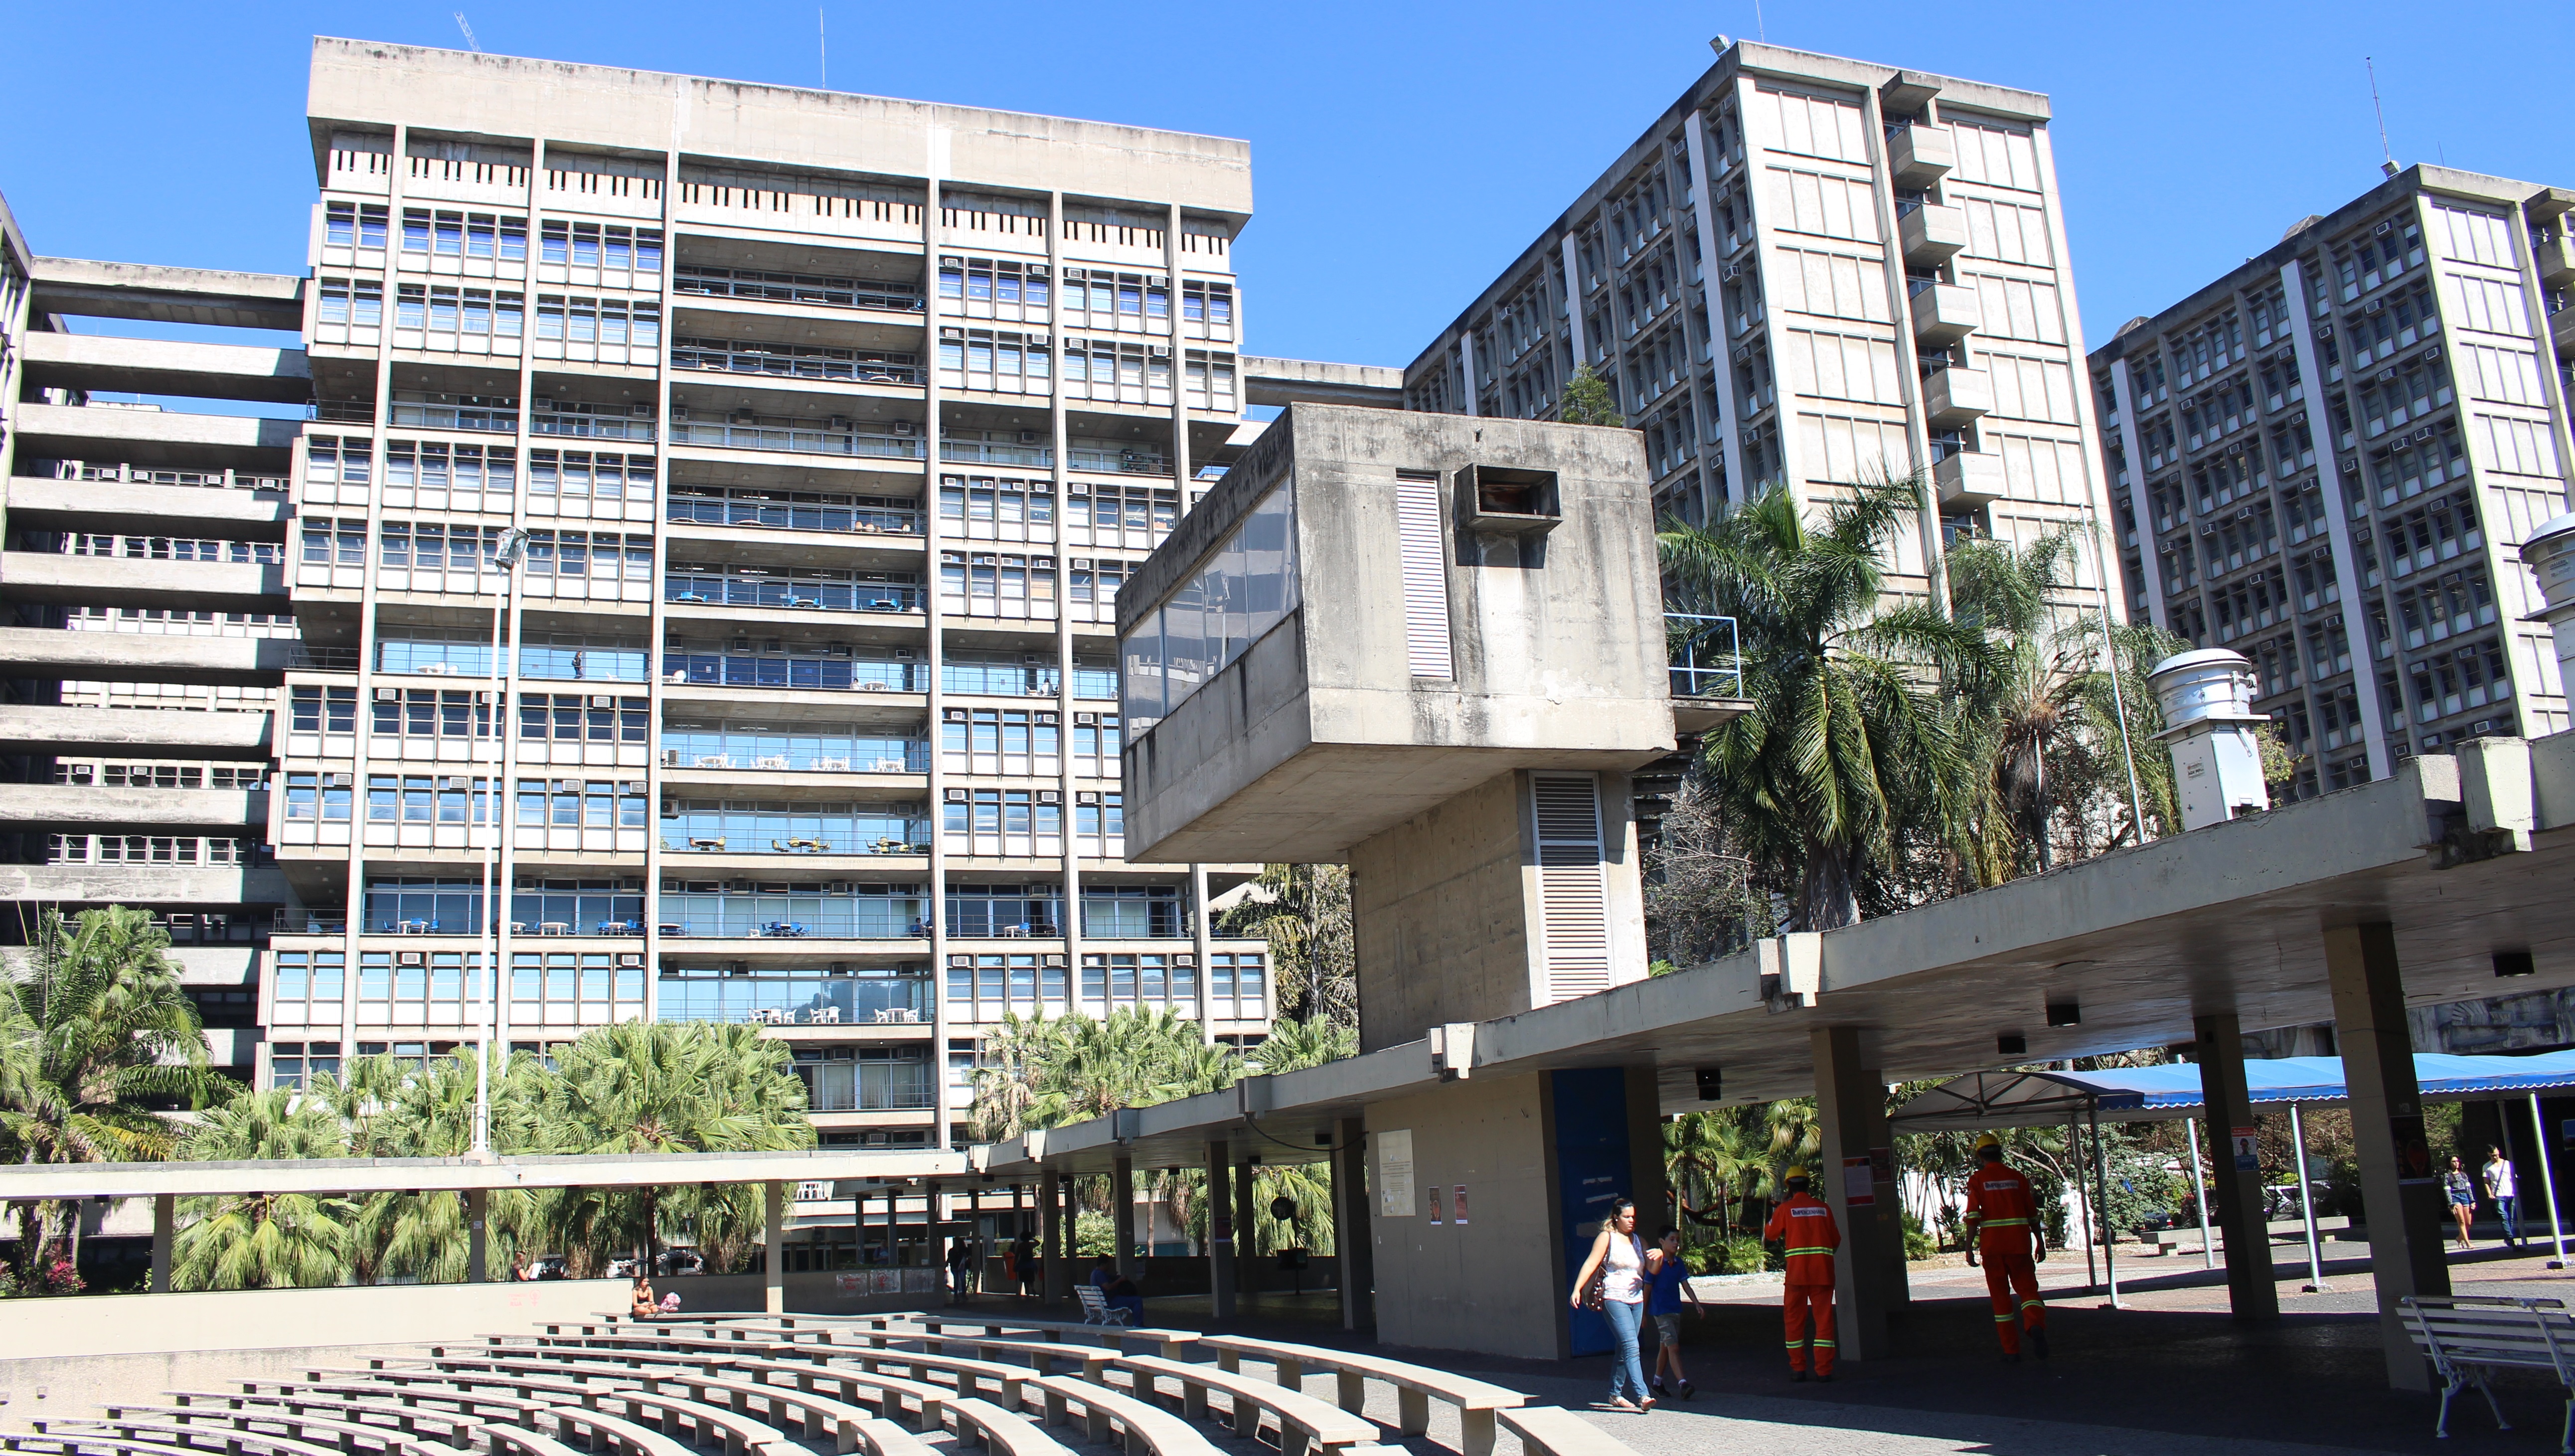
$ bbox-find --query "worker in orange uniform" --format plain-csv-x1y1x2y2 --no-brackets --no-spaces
1761,1165,1842,1382
1961,1133,2049,1361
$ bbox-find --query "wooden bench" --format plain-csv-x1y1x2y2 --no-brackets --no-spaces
2403,1295,2575,1450
1198,1335,1528,1456
1024,1375,1222,1456
1118,1355,1379,1456
1496,1406,1636,1456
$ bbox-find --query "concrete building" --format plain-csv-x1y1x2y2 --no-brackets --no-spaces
1402,40,2119,612
0,40,1273,1227
2090,166,2575,802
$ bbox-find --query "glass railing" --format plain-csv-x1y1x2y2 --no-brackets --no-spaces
1666,612,1744,699
659,973,933,1024
658,897,927,940
669,422,923,459
389,401,519,433
664,493,921,536
671,339,923,385
660,809,929,855
939,438,1052,468
663,733,927,773
661,651,924,693
664,569,922,613
531,411,655,442
1069,446,1171,475
671,266,926,314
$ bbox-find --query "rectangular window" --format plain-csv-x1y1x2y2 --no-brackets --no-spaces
1395,471,1454,678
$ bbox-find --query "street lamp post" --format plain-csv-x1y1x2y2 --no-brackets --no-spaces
473,526,529,1158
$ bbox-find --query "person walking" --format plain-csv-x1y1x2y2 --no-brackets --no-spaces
2484,1147,2524,1251
1013,1231,1038,1296
2445,1156,2478,1249
947,1236,975,1302
1762,1166,1841,1382
1568,1196,1658,1412
1961,1134,2049,1362
1644,1226,1705,1400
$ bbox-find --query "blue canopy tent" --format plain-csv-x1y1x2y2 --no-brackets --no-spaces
1888,1053,2575,1303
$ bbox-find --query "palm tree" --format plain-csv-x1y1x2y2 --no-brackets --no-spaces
354,1048,539,1283
0,906,213,1274
1219,866,1355,1027
969,1011,1072,1142
171,1088,354,1290
534,1021,814,1274
1658,476,1993,929
1246,1017,1355,1075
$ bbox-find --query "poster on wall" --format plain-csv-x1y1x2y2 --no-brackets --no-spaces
1452,1185,1470,1225
1377,1128,1415,1216
1428,1185,1445,1224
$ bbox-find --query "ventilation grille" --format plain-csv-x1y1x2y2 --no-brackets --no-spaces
1531,774,1609,1002
1395,472,1454,679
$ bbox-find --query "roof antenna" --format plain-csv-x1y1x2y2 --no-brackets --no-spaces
2366,56,2397,178
819,8,828,90
1753,0,1767,42
454,13,481,52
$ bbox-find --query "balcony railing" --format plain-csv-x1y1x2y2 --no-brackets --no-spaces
659,975,932,1024
388,401,517,433
1666,612,1744,699
665,493,922,536
531,411,656,442
673,266,926,314
936,440,1174,474
662,651,924,693
671,338,924,386
665,571,922,613
662,737,927,774
41,461,290,493
670,421,923,459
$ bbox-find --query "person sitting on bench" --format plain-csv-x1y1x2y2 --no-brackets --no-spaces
1090,1254,1144,1320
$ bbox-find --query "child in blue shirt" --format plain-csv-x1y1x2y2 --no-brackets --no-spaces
1646,1228,1705,1399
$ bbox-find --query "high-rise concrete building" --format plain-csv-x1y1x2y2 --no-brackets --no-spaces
0,41,1273,1200
1402,40,2119,609
2090,166,2575,799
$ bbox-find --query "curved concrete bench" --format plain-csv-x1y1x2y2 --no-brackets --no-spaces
937,1396,1077,1456
47,1416,349,1456
1118,1354,1377,1456
164,1390,473,1450
1496,1406,1637,1456
7,1431,264,1456
412,1358,797,1456
1024,1374,1223,1456
487,1343,950,1434
101,1406,450,1456
1198,1335,1528,1456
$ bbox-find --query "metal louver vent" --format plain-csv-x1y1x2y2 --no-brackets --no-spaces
1394,471,1454,679
1530,773,1609,1003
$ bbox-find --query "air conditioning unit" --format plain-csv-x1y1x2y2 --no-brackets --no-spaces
828,416,852,432
2378,369,2397,383
669,404,688,420
944,788,969,803
891,420,916,435
2342,459,2359,473
1076,791,1100,806
1018,430,1039,445
2412,427,2436,442
2366,298,2386,315
535,397,556,412
1037,790,1060,804
2374,220,2395,237
893,647,916,660
589,695,613,708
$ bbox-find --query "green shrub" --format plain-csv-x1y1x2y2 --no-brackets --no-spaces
1710,1234,1773,1274
1902,1212,1937,1261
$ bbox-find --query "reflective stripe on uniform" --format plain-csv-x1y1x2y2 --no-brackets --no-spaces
1978,1217,2029,1227
1785,1246,1835,1258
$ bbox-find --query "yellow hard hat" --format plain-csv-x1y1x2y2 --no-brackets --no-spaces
1783,1165,1810,1180
1975,1133,2002,1152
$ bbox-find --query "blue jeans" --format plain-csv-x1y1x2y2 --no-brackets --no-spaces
1602,1298,1649,1404
2498,1196,2523,1246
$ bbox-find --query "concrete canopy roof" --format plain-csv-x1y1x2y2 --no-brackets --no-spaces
980,734,2575,1178
0,1147,971,1201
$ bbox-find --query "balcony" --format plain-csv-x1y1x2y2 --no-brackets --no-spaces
671,337,923,387
1934,449,2006,506
661,973,932,1028
530,409,655,443
1922,366,1992,426
388,395,518,434
1900,203,1967,266
660,807,930,858
671,266,925,315
661,649,923,695
665,567,922,615
2536,229,2575,289
1908,282,1981,346
1888,124,1955,188
2553,299,2575,359
665,488,921,537
663,735,927,775
669,420,922,460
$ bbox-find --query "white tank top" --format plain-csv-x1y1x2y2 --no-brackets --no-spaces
1601,1228,1646,1303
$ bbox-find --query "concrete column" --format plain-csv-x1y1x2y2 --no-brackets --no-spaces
2193,1011,2280,1321
1812,1027,1905,1359
764,1182,786,1315
1112,1157,1138,1279
1331,1117,1373,1332
466,1187,488,1284
2326,921,2449,1389
150,1194,174,1294
1207,1141,1235,1320
1235,1156,1260,1297
1040,1168,1067,1300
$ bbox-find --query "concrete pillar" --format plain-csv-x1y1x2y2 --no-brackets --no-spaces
764,1182,786,1315
466,1187,489,1284
1040,1168,1068,1301
1812,1027,1906,1359
1112,1157,1138,1279
1207,1141,1236,1320
2193,1010,2280,1321
150,1194,174,1294
1331,1117,1373,1332
2326,921,2449,1389
1235,1156,1261,1297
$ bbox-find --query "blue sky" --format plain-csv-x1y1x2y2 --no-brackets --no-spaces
3,0,2569,377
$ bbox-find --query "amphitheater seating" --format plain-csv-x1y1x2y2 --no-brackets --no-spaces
1195,1335,1528,1456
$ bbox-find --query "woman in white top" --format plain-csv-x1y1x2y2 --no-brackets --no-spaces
1569,1196,1662,1411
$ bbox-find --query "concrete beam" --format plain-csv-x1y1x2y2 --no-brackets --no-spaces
0,628,297,686
0,1144,972,1200
0,784,263,829
0,704,273,758
0,862,293,906
1240,356,1405,410
6,476,292,540
166,945,259,985
19,332,314,405
29,257,305,332
0,553,287,614
9,402,301,470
